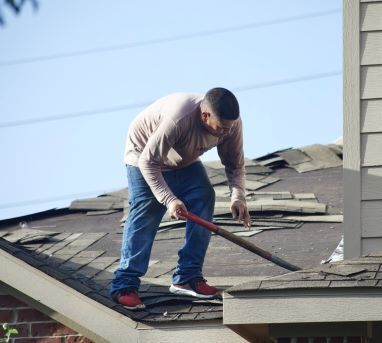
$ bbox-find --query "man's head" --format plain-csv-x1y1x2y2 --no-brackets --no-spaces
200,87,240,138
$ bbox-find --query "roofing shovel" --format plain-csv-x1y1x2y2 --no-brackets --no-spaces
177,209,301,272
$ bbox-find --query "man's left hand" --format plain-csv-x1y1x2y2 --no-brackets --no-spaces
231,200,251,228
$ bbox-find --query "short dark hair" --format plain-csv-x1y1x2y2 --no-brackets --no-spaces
203,87,240,120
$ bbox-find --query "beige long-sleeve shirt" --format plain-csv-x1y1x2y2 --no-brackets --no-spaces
124,92,246,207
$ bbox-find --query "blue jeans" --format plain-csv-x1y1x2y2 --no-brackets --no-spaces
110,161,215,295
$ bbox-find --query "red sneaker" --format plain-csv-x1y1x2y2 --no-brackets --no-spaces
117,290,145,310
169,278,220,299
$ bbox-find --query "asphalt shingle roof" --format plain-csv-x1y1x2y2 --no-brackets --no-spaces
0,143,344,323
227,254,382,293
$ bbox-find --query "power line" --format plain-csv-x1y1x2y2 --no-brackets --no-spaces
232,70,342,92
0,189,121,210
0,8,341,67
0,70,342,129
0,101,152,128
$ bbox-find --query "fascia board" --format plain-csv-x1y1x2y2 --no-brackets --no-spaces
139,322,247,343
223,289,382,325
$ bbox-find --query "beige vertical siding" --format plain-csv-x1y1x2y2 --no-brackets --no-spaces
344,0,362,258
361,32,382,65
361,100,382,133
361,133,382,166
360,2,382,31
362,167,382,199
361,201,382,236
361,66,382,99
362,238,382,253
359,1,382,254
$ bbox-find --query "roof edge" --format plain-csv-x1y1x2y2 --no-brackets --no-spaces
0,248,139,343
223,288,382,325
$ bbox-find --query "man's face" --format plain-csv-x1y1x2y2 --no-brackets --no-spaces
201,111,236,138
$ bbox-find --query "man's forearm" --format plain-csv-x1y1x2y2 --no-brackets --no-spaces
138,157,178,207
226,167,246,202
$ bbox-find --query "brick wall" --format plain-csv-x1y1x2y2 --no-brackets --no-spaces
0,292,93,343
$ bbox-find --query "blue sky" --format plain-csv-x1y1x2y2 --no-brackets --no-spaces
0,0,342,219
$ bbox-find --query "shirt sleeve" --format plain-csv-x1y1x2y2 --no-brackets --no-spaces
138,118,179,207
217,118,246,203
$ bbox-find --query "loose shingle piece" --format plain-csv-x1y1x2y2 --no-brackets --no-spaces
70,196,125,211
227,256,382,293
254,143,343,173
2,229,59,244
154,189,330,240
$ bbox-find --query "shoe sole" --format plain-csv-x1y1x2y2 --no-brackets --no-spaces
169,284,218,299
122,303,146,310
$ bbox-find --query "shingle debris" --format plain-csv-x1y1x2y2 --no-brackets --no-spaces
227,255,382,293
254,143,343,173
0,140,344,324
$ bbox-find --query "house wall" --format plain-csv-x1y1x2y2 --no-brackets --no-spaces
0,288,93,343
344,0,382,257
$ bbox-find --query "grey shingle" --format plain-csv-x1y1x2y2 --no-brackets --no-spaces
178,313,198,320
33,233,75,255
277,149,311,165
155,228,185,241
257,156,284,166
145,261,176,278
86,210,119,216
246,199,327,214
75,250,105,258
292,144,343,173
315,264,367,277
70,196,124,210
329,279,379,288
245,165,272,174
260,280,331,289
194,312,222,320
3,229,58,244
208,174,227,186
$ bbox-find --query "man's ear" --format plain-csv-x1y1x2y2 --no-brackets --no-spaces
201,111,209,123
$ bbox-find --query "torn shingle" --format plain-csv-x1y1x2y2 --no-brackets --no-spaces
316,265,367,277
70,196,124,211
292,144,342,173
3,229,59,244
277,149,311,166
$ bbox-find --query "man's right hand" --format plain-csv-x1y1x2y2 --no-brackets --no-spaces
168,199,188,220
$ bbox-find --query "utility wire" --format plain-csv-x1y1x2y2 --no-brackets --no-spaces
232,70,342,92
0,101,152,128
0,188,121,210
0,8,341,67
0,70,342,129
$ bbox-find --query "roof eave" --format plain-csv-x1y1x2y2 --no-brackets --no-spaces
223,287,382,326
0,248,139,343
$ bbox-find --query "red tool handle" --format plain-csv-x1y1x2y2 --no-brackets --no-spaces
177,209,219,233
176,208,301,272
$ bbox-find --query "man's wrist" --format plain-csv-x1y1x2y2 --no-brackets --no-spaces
231,187,246,202
166,196,179,209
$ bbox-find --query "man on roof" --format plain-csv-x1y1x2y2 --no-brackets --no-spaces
110,87,251,310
